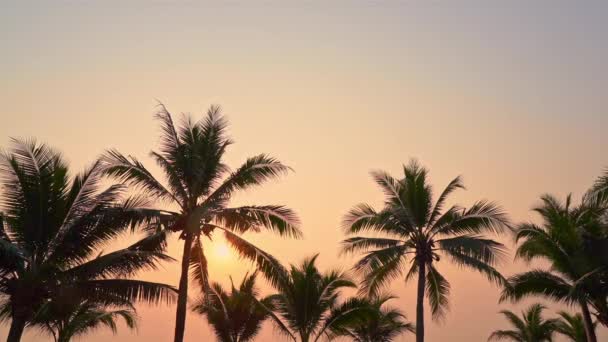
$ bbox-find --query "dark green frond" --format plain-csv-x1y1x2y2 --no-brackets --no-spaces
76,279,177,306
438,234,508,266
202,154,291,209
340,237,405,256
101,149,178,204
433,200,511,236
213,205,302,238
500,270,575,304
425,265,450,320
189,236,209,291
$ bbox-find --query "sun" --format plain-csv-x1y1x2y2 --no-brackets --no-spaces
213,241,231,260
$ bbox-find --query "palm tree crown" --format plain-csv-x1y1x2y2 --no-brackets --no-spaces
501,193,605,341
192,272,280,342
33,299,137,342
341,160,510,342
268,254,368,342
555,311,594,342
330,294,415,342
488,304,559,342
0,139,176,342
101,105,302,342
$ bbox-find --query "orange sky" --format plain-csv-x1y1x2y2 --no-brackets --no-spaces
1,1,608,341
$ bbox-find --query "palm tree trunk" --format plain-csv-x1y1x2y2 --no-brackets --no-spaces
416,261,426,342
580,300,597,342
7,315,26,342
174,232,194,342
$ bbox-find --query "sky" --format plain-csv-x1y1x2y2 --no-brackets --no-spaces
1,1,608,341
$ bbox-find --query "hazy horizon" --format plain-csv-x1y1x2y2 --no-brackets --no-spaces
1,1,607,341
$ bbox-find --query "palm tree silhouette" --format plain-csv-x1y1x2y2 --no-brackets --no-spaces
101,105,301,342
32,299,137,342
501,194,603,342
267,254,368,342
341,160,510,342
555,311,595,342
329,294,415,342
0,139,176,342
488,304,558,342
192,272,287,342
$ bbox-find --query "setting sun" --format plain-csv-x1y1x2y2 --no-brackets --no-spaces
212,241,232,260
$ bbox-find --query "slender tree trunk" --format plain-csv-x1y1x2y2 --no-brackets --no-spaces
416,261,426,342
7,315,26,342
174,232,194,342
580,300,598,342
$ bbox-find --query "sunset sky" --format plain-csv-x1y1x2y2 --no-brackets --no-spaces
1,1,608,341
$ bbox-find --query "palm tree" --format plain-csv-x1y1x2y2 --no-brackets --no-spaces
555,311,594,342
101,104,301,342
500,194,602,342
587,168,608,326
488,304,559,342
192,272,284,342
0,139,176,342
268,254,368,342
33,299,137,342
330,294,415,342
341,160,510,342
590,168,608,202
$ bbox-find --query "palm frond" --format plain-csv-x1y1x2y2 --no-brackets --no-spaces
189,236,209,291
433,200,511,236
340,237,405,256
428,176,465,226
202,154,291,209
101,149,179,204
220,228,289,289
75,279,177,306
213,205,302,238
425,265,450,320
500,270,575,303
438,234,508,265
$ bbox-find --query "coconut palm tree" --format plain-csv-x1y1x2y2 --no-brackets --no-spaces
555,311,594,342
33,299,137,342
192,272,288,342
500,194,603,342
590,169,608,202
101,104,301,342
0,139,176,342
341,160,510,342
586,168,608,326
268,254,368,342
329,294,415,342
488,304,559,342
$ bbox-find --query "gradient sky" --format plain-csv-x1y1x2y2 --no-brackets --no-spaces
1,1,608,341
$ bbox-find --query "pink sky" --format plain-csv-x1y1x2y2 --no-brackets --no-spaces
1,1,607,341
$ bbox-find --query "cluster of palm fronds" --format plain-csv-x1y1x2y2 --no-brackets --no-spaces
489,304,593,342
0,104,606,342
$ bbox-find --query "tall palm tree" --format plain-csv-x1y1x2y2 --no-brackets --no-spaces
487,304,559,342
0,139,176,342
341,160,510,342
268,254,368,342
330,294,415,342
500,194,603,342
101,105,301,342
33,299,137,342
587,168,608,326
192,272,287,342
555,311,594,342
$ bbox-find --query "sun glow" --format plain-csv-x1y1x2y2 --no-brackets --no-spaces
212,241,231,260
